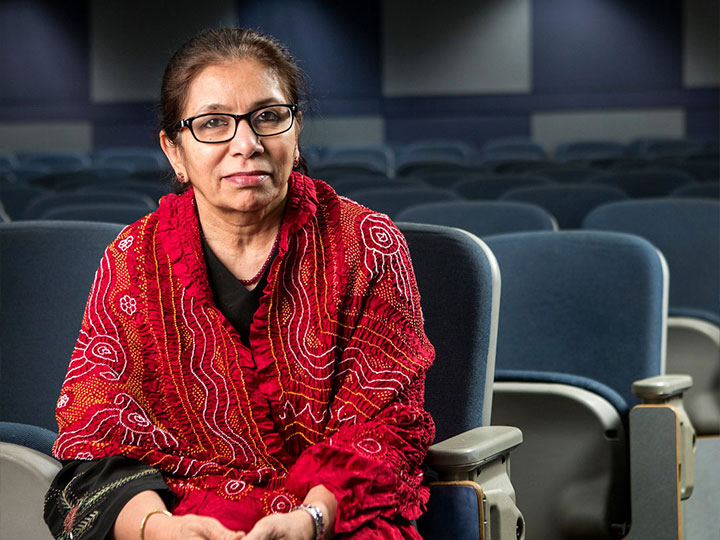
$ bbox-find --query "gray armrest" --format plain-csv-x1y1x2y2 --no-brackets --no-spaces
632,374,693,402
426,426,525,540
427,425,523,475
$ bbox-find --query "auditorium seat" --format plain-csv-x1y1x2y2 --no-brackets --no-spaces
484,230,695,539
316,145,394,177
584,169,695,197
37,202,152,224
583,199,720,434
0,221,125,434
554,140,626,164
669,181,720,199
396,200,557,237
399,223,524,540
500,184,628,229
345,186,461,219
331,176,420,196
0,183,47,220
22,191,156,220
453,174,553,200
18,151,91,173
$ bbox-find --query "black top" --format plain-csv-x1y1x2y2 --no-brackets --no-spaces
44,236,272,539
200,233,272,346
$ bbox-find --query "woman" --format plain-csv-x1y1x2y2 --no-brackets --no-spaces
44,28,434,540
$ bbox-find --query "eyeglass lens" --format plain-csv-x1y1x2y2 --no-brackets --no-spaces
191,105,294,142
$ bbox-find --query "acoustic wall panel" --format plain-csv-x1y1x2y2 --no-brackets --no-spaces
683,0,720,88
90,0,237,103
0,122,92,153
300,116,385,148
382,0,531,96
531,109,685,153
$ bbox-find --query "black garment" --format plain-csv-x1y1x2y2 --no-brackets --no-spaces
44,456,171,540
200,233,273,347
43,240,271,539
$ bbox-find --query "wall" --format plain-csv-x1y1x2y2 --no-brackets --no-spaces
0,0,717,154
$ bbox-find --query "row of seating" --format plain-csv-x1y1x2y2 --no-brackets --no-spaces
1,138,717,181
2,171,717,228
1,219,715,539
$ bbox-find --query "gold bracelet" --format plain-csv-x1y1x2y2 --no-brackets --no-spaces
139,509,172,540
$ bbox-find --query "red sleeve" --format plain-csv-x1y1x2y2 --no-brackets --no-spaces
286,211,435,533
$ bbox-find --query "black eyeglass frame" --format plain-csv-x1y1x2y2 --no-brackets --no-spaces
179,103,298,143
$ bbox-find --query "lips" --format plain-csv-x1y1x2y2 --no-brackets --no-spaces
221,171,270,187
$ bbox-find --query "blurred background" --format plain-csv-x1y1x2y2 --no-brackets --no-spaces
0,0,717,154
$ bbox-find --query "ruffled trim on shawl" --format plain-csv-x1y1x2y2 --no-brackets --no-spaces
285,439,430,533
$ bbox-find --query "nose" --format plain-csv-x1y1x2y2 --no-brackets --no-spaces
229,118,263,157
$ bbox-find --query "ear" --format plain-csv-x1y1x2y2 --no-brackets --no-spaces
160,131,184,175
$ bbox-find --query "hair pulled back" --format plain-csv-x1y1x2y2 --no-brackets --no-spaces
159,28,309,172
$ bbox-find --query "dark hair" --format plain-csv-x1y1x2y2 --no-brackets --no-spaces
159,28,310,191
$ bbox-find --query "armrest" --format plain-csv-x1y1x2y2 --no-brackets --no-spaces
425,426,526,540
426,425,523,475
632,374,693,402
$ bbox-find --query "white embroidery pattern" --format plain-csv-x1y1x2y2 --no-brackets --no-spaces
119,295,137,315
179,289,257,464
360,213,414,303
57,394,70,408
66,334,128,383
223,479,247,497
54,393,179,457
270,494,293,514
354,437,383,455
118,236,134,252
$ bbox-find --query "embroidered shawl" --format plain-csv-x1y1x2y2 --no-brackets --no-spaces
52,172,435,536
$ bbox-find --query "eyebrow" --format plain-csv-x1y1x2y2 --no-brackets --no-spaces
193,98,283,116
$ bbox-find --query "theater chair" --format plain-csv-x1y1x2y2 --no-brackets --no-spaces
0,221,124,537
399,223,525,540
484,230,695,540
583,199,720,435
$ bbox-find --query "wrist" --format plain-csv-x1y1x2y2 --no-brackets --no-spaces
140,509,172,540
291,504,324,540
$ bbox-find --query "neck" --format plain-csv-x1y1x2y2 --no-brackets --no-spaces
197,196,286,251
196,196,286,285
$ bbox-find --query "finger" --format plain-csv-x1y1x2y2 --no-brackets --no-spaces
200,518,244,540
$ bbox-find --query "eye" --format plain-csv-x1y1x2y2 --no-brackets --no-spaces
196,115,230,130
255,109,282,124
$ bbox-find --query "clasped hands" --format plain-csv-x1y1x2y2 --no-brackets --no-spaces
143,509,316,540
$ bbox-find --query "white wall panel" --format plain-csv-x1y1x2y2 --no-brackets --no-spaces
382,0,531,96
0,123,93,153
91,0,236,103
300,116,385,148
531,109,685,153
683,0,720,87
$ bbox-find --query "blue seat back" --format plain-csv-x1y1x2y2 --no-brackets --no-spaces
484,231,666,413
398,223,500,440
583,199,720,324
38,202,151,224
396,200,556,237
0,221,124,431
585,169,694,197
500,184,628,229
453,175,553,200
347,187,461,220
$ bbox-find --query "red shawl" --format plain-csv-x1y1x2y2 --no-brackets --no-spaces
53,172,435,537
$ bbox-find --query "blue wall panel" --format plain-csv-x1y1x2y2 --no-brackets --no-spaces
533,0,682,93
0,0,89,106
237,0,382,115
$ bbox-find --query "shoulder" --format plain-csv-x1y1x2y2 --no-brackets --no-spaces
311,177,403,248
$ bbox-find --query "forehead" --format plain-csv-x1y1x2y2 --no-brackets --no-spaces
184,59,288,114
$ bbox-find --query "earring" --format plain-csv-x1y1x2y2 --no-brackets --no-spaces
177,172,185,182
293,156,300,168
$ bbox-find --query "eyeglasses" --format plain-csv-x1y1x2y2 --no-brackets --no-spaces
179,103,298,143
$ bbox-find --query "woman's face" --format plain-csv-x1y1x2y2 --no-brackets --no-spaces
162,59,300,219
